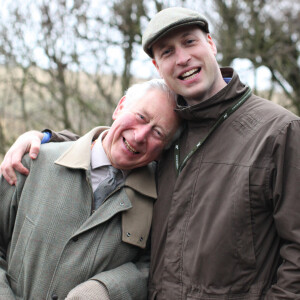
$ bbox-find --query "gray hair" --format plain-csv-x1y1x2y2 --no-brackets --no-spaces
123,78,177,108
123,79,183,149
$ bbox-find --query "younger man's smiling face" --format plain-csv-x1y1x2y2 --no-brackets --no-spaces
152,26,226,105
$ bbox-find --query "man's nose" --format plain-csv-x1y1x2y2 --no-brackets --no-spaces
176,47,191,66
135,125,151,143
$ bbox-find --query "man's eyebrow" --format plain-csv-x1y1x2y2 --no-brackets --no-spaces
138,108,170,137
139,109,149,118
181,31,196,38
155,41,169,52
156,31,195,50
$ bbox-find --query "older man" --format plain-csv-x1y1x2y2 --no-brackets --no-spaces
0,79,180,300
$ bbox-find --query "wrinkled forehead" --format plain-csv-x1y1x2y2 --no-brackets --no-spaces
134,89,179,128
133,88,176,110
126,87,176,109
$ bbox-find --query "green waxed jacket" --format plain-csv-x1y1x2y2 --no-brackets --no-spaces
0,127,155,300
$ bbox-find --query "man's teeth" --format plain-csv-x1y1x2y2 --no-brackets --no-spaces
124,138,139,154
180,68,200,80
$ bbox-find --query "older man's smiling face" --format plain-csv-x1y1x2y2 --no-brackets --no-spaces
102,88,180,170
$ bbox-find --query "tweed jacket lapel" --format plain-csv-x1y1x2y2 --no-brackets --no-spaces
54,126,108,170
54,126,157,248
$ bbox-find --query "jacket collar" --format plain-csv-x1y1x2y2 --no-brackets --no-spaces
55,126,157,199
175,68,249,123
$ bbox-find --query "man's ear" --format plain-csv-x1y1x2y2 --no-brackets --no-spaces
152,59,162,77
112,96,126,120
207,34,217,56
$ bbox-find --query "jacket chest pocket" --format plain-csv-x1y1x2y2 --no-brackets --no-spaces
183,164,259,290
233,165,268,266
8,216,35,283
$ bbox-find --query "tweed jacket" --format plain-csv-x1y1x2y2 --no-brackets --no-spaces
0,127,156,300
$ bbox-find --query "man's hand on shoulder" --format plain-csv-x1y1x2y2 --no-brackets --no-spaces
0,130,44,185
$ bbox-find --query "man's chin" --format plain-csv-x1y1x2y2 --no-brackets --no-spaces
113,161,141,170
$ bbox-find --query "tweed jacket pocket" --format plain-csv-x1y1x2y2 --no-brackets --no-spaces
8,216,35,282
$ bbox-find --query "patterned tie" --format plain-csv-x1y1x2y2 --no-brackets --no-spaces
93,166,121,210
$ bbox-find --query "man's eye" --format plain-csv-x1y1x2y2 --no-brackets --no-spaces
186,39,195,44
154,129,163,138
161,48,172,57
138,114,145,121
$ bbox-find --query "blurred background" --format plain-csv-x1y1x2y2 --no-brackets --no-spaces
0,0,299,160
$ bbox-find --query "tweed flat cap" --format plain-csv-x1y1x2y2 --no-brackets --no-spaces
142,7,209,58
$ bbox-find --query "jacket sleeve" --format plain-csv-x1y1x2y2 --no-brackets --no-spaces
266,120,300,299
0,159,29,299
91,246,150,300
65,279,110,299
43,129,80,142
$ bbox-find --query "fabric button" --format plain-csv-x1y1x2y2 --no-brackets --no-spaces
139,237,143,242
120,201,124,206
126,232,131,237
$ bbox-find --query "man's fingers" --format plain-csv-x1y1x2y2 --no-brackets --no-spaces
1,160,18,185
2,147,31,185
11,160,30,176
1,158,30,185
29,139,41,159
0,130,44,185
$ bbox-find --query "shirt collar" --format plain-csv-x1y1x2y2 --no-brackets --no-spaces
55,126,156,199
91,130,111,170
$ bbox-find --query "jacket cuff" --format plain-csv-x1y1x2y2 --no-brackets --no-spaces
92,263,148,300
